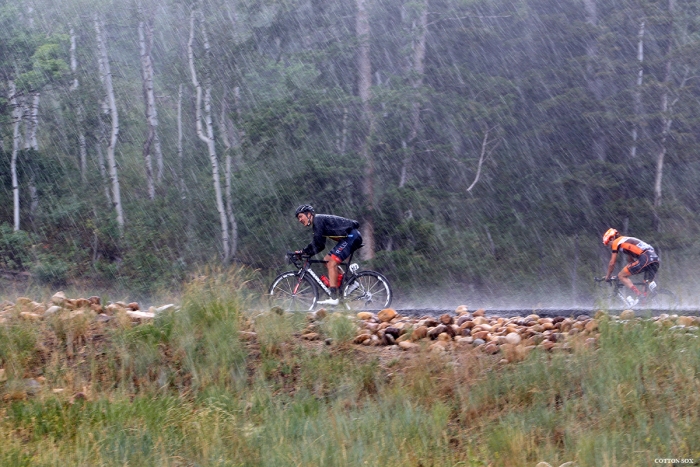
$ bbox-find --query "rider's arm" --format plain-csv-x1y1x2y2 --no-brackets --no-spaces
605,252,617,280
301,225,326,256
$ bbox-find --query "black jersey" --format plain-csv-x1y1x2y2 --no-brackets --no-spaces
302,214,360,256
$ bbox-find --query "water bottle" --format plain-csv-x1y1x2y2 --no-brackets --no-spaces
321,275,330,287
336,273,344,287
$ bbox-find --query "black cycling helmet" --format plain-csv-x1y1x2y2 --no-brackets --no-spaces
295,204,315,217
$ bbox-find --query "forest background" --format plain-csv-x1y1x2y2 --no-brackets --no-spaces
1,0,699,306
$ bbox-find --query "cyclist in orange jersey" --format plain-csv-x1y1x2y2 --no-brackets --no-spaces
602,228,660,305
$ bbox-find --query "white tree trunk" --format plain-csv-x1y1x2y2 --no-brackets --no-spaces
96,15,124,232
466,127,500,193
177,83,186,199
9,81,22,231
399,0,428,189
70,27,88,181
220,89,239,258
189,8,230,262
139,11,162,198
356,0,375,260
23,92,40,221
96,130,112,206
653,0,675,231
630,19,645,159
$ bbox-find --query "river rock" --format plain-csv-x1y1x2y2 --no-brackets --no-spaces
301,332,320,341
428,324,447,339
678,316,696,326
437,332,451,342
535,463,553,467
619,309,635,320
473,308,485,317
357,312,374,320
456,315,471,327
51,291,67,306
542,340,555,351
126,310,155,320
472,338,485,347
584,320,598,332
504,332,521,345
377,308,397,322
455,305,469,315
398,341,419,351
354,334,371,344
439,313,454,325
455,336,473,346
384,326,401,339
412,326,428,341
24,378,41,395
15,297,33,309
473,330,489,340
19,312,42,321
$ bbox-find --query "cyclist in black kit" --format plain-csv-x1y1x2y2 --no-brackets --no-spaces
294,204,362,305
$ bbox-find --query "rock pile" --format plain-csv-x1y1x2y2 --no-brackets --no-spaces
0,291,177,325
328,306,700,362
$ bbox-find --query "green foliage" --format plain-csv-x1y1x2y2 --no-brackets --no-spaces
0,321,39,378
320,312,357,346
31,254,69,286
0,224,32,270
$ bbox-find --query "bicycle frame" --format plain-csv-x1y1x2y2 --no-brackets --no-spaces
287,251,359,298
595,274,658,305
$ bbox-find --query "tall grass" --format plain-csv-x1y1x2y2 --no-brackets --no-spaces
1,274,699,466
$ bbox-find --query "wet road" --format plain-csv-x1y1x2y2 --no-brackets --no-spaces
395,308,700,318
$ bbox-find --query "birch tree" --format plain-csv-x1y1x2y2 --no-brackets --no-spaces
23,91,40,223
399,0,428,189
188,6,230,262
653,0,675,231
220,88,240,258
9,81,23,231
138,5,163,198
70,26,88,181
95,15,124,232
630,19,645,159
356,0,375,260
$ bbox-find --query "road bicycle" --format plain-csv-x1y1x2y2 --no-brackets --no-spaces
268,250,392,311
593,274,678,310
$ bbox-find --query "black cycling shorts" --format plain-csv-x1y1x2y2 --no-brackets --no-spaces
329,229,362,263
625,250,660,280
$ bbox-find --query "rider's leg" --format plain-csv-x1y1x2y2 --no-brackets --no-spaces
324,253,340,296
618,266,642,296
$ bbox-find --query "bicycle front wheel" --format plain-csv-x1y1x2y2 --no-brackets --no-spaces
268,272,318,311
342,271,392,310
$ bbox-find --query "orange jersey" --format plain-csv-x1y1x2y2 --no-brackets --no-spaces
611,236,654,258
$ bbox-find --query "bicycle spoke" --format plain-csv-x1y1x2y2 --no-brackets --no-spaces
269,272,317,311
343,271,392,310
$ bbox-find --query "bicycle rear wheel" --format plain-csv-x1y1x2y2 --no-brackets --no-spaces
268,272,318,311
342,271,392,310
644,288,679,310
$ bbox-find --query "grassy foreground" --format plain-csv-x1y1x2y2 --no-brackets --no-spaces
1,270,699,466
